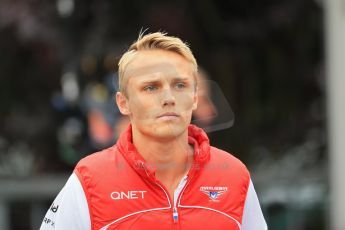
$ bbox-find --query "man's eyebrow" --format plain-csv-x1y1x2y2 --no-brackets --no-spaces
139,79,161,84
138,76,190,85
136,76,164,84
172,77,190,81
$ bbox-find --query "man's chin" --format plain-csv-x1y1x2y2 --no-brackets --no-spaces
151,124,186,140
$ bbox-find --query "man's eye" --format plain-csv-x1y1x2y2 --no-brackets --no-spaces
144,85,157,91
175,82,186,89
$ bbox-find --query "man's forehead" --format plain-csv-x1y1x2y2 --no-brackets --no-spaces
125,63,191,79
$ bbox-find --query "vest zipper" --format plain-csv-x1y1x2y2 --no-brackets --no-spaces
142,165,178,224
173,207,179,223
172,174,191,225
156,181,179,224
142,163,196,226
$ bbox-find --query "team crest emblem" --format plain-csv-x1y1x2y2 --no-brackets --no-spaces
200,186,228,202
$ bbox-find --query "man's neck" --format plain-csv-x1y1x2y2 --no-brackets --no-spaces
132,128,194,190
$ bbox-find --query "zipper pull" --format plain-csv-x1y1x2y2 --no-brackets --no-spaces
173,207,179,223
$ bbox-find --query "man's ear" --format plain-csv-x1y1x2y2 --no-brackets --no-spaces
192,89,198,111
116,92,131,115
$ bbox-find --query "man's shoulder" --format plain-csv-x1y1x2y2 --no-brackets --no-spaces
75,145,121,173
209,146,249,173
209,146,244,162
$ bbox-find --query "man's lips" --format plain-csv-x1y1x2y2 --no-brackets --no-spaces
157,112,180,119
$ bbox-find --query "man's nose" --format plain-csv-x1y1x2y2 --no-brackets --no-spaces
162,88,176,106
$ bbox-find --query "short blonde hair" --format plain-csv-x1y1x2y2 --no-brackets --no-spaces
118,32,198,94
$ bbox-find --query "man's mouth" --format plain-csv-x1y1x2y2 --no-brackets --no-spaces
157,112,180,121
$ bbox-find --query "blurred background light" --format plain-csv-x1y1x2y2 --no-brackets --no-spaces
61,72,79,104
56,0,74,18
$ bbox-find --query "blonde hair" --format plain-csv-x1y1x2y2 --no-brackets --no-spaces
118,32,198,94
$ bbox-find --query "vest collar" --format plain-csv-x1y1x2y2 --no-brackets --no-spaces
116,124,211,182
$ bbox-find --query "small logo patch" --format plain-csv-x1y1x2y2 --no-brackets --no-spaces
50,203,59,213
200,186,228,202
110,190,147,200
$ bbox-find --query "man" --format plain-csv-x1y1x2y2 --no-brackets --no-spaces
40,32,267,229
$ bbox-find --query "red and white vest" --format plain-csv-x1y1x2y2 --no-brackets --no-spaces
74,125,250,230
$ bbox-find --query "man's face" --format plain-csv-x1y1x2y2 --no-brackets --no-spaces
117,49,198,140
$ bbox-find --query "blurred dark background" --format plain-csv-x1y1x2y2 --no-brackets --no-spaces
0,0,326,229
